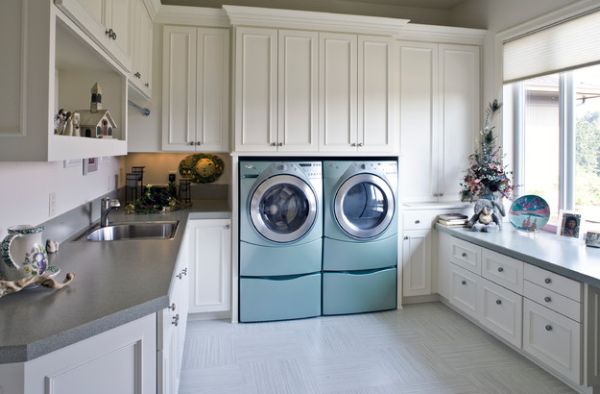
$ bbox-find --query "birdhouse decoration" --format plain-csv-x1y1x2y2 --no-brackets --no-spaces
79,110,117,138
90,82,102,113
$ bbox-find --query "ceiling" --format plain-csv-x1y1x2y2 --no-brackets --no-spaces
160,0,467,11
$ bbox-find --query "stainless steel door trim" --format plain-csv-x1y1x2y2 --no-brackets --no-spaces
333,173,395,239
250,174,318,243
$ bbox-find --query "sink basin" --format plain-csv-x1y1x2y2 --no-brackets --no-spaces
84,221,179,241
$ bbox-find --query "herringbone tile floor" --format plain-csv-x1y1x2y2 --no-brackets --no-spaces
180,303,576,394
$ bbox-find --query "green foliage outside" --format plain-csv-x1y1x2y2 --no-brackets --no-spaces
575,111,600,207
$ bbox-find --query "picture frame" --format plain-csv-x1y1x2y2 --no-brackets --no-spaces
83,157,99,175
557,211,582,238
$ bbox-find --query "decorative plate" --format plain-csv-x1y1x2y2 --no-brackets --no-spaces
509,195,551,231
178,154,224,184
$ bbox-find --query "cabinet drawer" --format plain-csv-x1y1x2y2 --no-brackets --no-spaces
448,237,481,275
482,249,524,294
523,299,581,384
524,281,581,322
449,263,480,320
479,277,522,348
524,265,581,302
403,211,438,230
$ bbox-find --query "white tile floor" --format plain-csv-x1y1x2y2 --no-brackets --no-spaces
180,303,576,394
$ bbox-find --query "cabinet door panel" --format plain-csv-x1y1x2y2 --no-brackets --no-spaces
479,277,522,348
358,36,393,153
278,30,318,152
162,26,196,151
438,44,480,201
235,27,277,151
108,0,130,59
319,33,357,152
189,220,232,314
449,263,480,320
76,0,104,25
140,4,153,95
398,42,438,202
197,28,230,152
402,230,432,297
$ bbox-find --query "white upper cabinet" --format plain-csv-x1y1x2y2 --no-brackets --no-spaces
56,0,132,71
319,32,358,152
129,0,153,98
234,27,278,152
398,42,438,202
278,30,319,152
398,42,480,203
163,26,230,152
357,36,395,153
438,44,480,202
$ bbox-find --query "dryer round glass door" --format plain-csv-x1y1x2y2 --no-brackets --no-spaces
250,175,318,243
334,173,395,239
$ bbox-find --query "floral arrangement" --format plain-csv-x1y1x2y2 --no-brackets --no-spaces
460,100,513,202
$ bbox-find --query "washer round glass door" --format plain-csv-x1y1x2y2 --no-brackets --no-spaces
334,173,395,239
250,175,318,243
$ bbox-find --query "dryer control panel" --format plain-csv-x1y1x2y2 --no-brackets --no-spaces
298,162,322,180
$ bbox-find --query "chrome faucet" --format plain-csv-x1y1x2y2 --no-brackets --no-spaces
100,197,121,227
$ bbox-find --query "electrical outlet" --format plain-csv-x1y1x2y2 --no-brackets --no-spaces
49,192,57,217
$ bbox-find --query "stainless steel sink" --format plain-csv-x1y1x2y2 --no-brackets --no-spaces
84,221,179,241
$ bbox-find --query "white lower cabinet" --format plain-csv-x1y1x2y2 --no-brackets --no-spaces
402,230,432,297
188,219,232,315
0,314,157,394
523,299,581,384
449,263,480,320
159,231,191,394
479,277,522,348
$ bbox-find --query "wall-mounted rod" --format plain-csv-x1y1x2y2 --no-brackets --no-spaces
128,100,151,116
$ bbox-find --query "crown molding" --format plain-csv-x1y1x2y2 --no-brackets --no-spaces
396,23,487,45
155,5,230,27
223,5,409,35
143,0,161,20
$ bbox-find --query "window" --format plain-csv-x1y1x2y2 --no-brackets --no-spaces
510,63,600,225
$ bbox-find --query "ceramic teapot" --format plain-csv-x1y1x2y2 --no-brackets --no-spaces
0,225,48,281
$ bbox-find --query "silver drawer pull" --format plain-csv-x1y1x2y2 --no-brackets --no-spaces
545,324,553,331
497,267,504,273
544,296,552,303
461,280,467,285
496,299,502,305
545,278,552,284
461,252,467,258
172,314,180,327
414,220,420,224
169,303,176,311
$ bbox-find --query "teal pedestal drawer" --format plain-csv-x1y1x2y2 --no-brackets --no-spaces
323,268,397,315
240,238,322,276
323,235,397,271
240,273,321,322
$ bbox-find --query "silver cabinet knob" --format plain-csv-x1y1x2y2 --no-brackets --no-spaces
225,224,230,230
196,141,202,146
351,143,357,147
188,142,195,146
461,252,467,258
182,267,188,276
172,314,180,326
134,72,141,79
278,142,283,147
461,280,467,285
496,299,502,305
145,82,149,88
403,236,409,240
545,324,553,331
414,220,420,224
357,142,364,147
169,303,176,311
105,28,113,37
545,278,552,284
497,267,504,273
270,142,277,147
544,296,552,303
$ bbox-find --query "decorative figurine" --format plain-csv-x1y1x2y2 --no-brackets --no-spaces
90,82,102,113
0,272,75,299
467,199,504,232
46,239,59,254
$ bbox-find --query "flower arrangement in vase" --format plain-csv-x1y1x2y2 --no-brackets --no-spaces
460,100,514,231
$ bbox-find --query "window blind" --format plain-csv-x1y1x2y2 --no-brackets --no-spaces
503,10,600,83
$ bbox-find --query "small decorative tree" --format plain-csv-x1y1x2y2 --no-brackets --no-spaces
460,100,513,202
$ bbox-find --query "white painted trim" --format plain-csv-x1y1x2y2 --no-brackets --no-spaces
155,5,230,27
143,0,161,20
395,23,486,45
223,5,409,35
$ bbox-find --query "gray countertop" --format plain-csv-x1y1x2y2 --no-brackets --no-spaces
437,224,600,288
0,200,230,364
